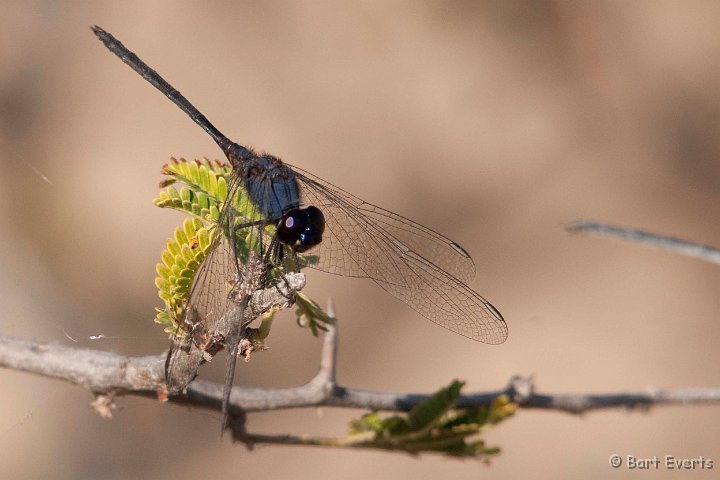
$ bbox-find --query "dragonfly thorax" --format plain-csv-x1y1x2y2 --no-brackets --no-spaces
243,154,300,219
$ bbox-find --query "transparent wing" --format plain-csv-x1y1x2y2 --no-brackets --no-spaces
165,228,238,392
292,166,507,344
165,173,272,392
164,169,278,432
165,176,245,393
291,166,476,283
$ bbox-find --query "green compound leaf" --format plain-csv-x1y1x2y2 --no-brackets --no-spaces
153,217,215,333
406,379,463,434
153,158,237,334
153,157,232,224
346,381,516,459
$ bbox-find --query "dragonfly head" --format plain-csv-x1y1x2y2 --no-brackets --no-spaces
276,206,325,252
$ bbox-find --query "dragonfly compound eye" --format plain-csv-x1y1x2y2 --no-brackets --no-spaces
277,206,325,252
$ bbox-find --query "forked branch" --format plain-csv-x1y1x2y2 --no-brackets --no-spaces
1,310,719,441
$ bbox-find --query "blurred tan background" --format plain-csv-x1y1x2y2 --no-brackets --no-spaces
2,1,720,478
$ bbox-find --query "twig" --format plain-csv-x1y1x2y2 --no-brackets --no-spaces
2,315,720,441
567,221,720,265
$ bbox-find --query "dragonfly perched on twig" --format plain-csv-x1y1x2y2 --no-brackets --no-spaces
91,26,508,433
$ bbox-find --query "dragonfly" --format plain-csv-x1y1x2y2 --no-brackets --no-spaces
92,26,508,432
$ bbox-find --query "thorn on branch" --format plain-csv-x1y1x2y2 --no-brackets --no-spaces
317,297,338,387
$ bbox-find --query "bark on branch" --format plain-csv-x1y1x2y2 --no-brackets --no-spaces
2,321,719,432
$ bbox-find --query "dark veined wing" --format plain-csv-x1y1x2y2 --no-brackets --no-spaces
290,166,476,284
165,174,253,394
165,168,279,432
292,166,507,344
165,193,242,392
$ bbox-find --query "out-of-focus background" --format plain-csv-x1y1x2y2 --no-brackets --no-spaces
2,1,720,478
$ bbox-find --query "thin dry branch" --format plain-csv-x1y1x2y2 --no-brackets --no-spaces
567,221,720,264
2,313,720,442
